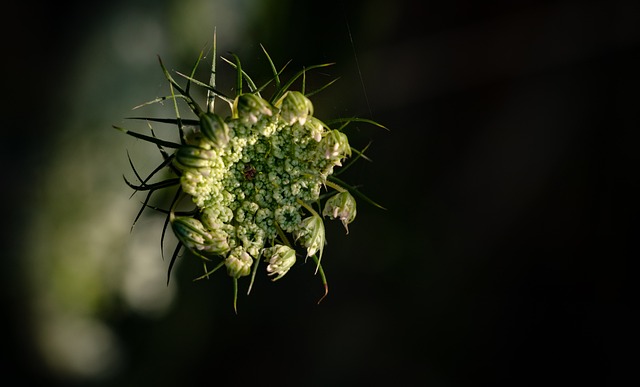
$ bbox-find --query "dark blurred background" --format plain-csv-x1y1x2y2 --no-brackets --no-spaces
2,0,638,385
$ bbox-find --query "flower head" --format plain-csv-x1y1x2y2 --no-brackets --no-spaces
118,41,385,310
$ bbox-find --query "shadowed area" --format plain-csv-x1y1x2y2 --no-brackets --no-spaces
1,0,637,385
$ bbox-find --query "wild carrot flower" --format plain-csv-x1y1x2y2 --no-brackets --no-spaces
116,35,386,312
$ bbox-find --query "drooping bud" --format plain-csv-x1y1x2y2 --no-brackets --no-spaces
225,247,253,278
276,91,313,125
262,245,296,281
174,145,214,170
323,191,357,233
199,112,230,149
320,129,351,163
263,244,297,281
233,93,273,124
294,214,325,258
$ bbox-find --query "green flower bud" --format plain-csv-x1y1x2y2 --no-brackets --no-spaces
208,227,232,255
201,205,234,228
233,93,273,124
174,145,214,169
321,130,351,163
294,214,325,258
304,116,325,142
263,244,297,281
323,191,357,233
171,216,229,255
225,247,253,278
276,91,313,125
199,112,230,149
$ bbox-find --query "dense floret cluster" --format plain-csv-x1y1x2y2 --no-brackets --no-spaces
117,43,383,311
172,91,352,282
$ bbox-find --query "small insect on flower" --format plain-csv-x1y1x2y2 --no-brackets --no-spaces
243,164,257,180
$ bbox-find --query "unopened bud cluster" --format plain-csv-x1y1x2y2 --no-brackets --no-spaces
118,45,379,310
172,90,356,282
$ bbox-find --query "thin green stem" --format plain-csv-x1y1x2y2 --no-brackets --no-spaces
296,198,320,217
324,180,346,193
168,82,186,144
328,176,387,210
309,254,328,304
232,278,239,314
193,260,225,281
247,252,261,295
260,43,280,90
232,53,243,96
207,27,217,113
275,222,293,248
113,125,181,148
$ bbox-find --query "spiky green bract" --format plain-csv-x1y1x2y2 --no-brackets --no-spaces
117,40,385,311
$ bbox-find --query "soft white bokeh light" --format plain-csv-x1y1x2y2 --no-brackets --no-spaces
37,314,123,380
23,0,261,381
122,216,178,317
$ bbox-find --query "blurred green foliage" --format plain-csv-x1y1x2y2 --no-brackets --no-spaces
3,0,636,385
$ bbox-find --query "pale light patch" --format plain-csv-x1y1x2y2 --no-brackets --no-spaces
122,217,178,318
37,314,123,381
